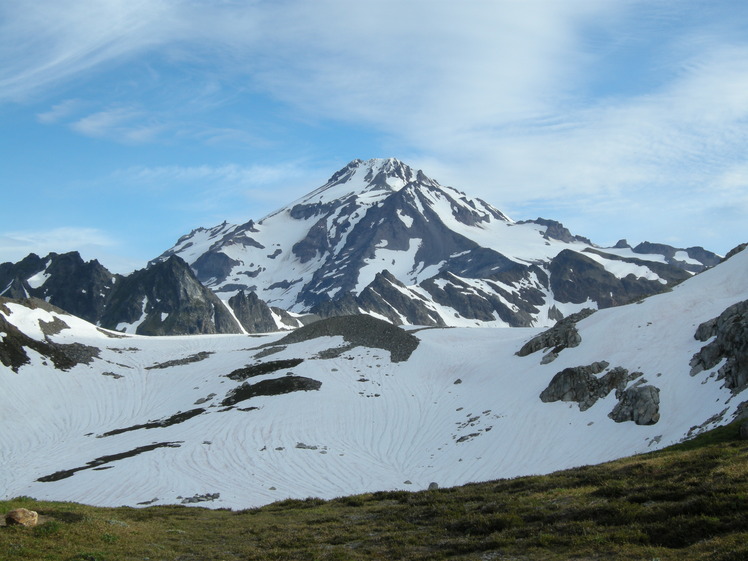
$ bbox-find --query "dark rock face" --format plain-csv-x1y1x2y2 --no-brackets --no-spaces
609,385,661,425
1,251,284,336
690,300,748,393
222,376,322,407
633,242,720,272
0,252,118,323
228,290,278,333
723,243,747,262
538,358,658,425
517,218,591,244
0,297,100,372
99,256,242,335
539,362,637,411
549,250,687,308
314,270,444,327
272,314,420,363
517,308,596,357
193,251,240,284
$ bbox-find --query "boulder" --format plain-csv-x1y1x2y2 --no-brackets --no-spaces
539,363,636,411
517,308,595,357
609,385,661,425
690,300,748,394
5,508,38,527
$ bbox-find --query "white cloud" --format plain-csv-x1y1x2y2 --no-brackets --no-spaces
107,160,330,217
36,99,84,124
70,106,145,138
0,0,178,103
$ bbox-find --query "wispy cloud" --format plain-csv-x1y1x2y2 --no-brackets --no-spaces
107,160,330,217
0,0,178,103
2,1,747,256
36,99,84,124
0,227,128,266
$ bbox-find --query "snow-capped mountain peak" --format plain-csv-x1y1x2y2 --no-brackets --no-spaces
154,158,720,327
272,158,432,220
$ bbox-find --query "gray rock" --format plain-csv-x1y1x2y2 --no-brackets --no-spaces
609,385,660,425
517,308,595,357
272,314,420,363
689,300,748,394
228,289,278,333
540,362,636,411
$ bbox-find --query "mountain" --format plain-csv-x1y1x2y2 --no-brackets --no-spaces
0,252,118,324
1,245,745,509
0,252,296,335
157,158,719,328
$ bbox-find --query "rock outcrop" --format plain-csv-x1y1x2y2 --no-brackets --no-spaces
0,298,100,372
690,300,748,394
609,385,661,425
272,314,420,363
5,508,38,527
539,360,659,425
99,256,242,335
517,308,596,358
539,362,638,411
228,290,278,333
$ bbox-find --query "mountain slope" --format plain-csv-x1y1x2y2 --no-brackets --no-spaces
0,252,297,335
1,246,745,509
157,158,718,328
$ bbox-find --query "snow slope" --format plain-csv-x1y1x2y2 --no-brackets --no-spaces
0,249,746,509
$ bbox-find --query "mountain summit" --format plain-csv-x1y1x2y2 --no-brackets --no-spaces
156,158,718,327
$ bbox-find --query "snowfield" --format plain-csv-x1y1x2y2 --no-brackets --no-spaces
0,249,746,509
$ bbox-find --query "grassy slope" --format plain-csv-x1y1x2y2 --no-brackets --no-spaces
2,421,746,561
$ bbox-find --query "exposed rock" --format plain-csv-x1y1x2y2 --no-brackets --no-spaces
517,308,596,357
0,299,100,372
428,482,439,490
5,508,38,527
516,217,591,244
228,290,278,333
632,242,721,272
146,351,213,370
609,385,661,425
690,300,748,393
222,376,322,407
225,358,305,381
540,362,637,411
0,252,118,323
271,314,420,363
550,249,689,308
99,256,242,335
181,492,220,504
722,243,747,262
313,270,445,327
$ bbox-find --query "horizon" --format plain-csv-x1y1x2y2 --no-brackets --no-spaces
2,1,747,273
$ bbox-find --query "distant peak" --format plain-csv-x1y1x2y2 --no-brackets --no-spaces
329,157,415,186
296,158,432,208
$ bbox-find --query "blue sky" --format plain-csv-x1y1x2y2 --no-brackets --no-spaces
1,0,747,273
